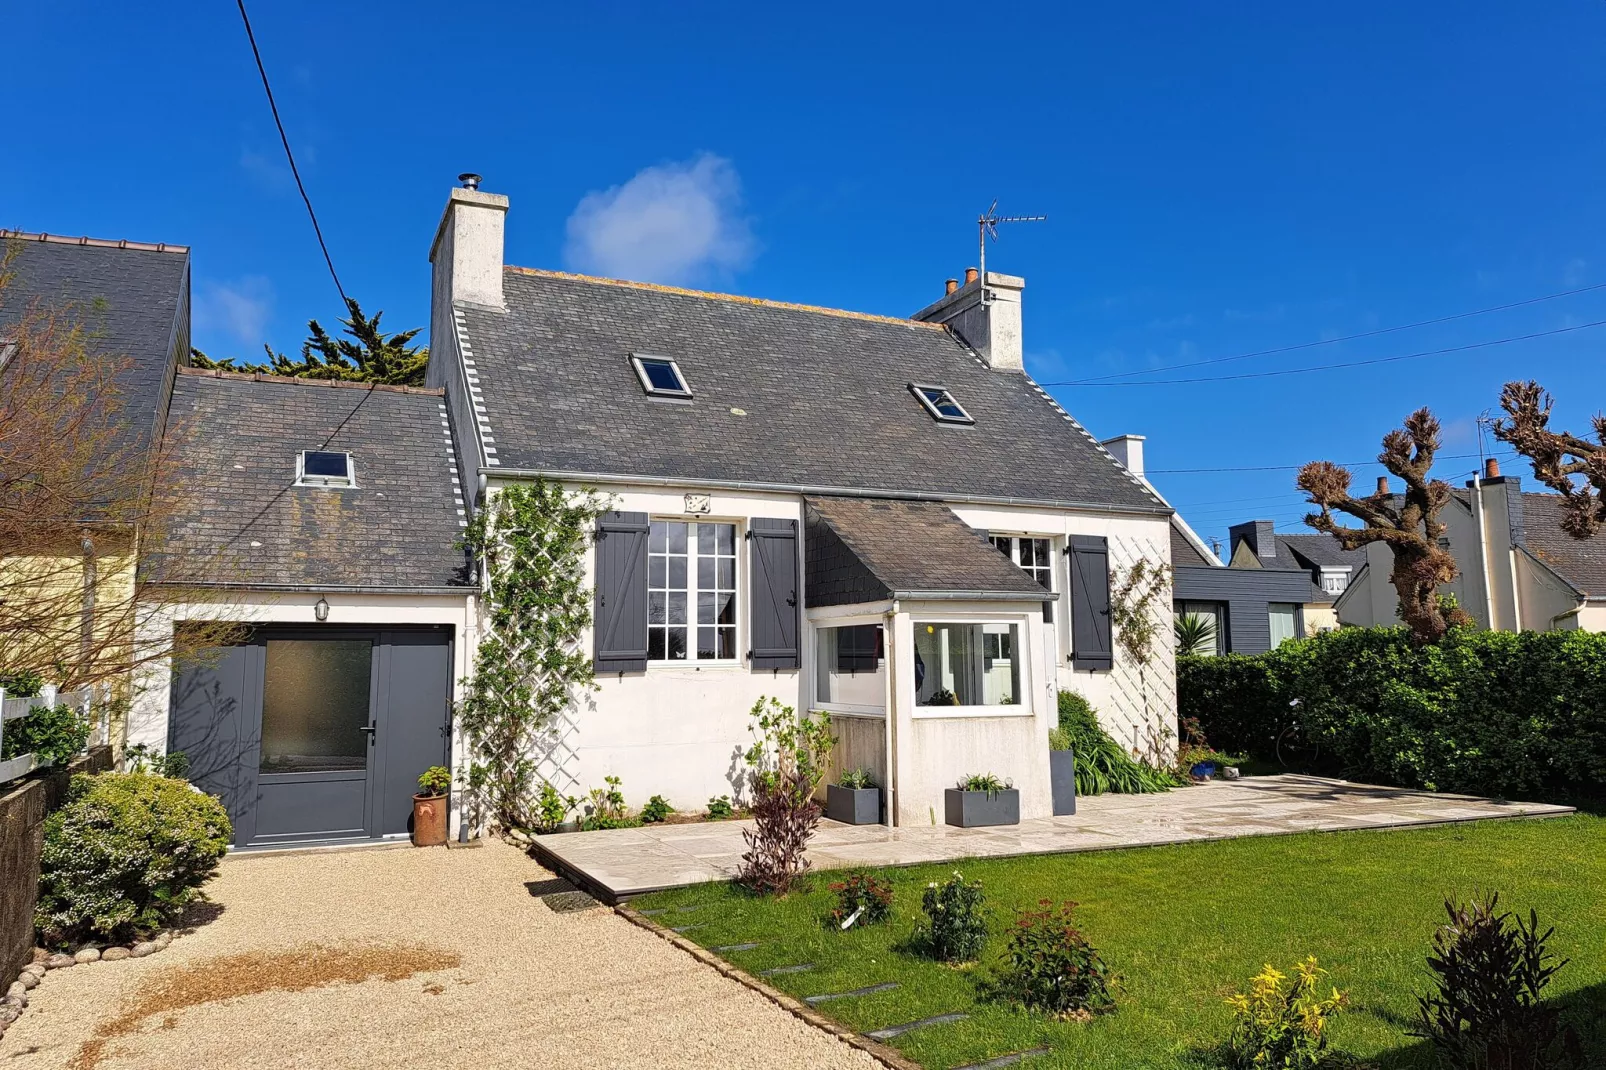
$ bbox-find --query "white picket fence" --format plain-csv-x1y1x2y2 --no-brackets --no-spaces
0,683,107,787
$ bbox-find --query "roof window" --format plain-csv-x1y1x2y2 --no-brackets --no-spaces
297,450,355,488
631,354,693,398
910,383,973,424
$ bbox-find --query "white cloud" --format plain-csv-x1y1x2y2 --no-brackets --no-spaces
195,277,274,351
563,154,755,285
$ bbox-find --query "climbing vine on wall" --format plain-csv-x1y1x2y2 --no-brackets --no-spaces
1109,559,1172,665
459,478,613,830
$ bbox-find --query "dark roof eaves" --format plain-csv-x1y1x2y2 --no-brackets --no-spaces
483,465,1173,517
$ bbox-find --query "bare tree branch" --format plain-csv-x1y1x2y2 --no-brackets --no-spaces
1493,380,1606,539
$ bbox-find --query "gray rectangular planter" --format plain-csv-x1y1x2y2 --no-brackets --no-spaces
944,787,1020,828
1050,749,1077,816
826,784,882,825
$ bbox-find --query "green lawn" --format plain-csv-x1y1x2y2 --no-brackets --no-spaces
633,815,1605,1070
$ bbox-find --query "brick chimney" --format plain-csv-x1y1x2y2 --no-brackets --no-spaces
912,268,1025,372
1375,476,1390,496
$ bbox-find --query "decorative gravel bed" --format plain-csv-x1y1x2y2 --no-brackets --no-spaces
0,932,176,1038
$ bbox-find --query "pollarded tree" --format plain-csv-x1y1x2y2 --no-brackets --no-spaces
1493,380,1606,539
1297,408,1470,645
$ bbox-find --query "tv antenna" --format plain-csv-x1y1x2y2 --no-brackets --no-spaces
977,199,1046,286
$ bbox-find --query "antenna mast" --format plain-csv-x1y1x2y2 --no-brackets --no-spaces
977,199,1047,287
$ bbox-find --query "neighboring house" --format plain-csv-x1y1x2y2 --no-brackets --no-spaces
1222,520,1360,636
1103,438,1317,656
128,369,474,848
1337,460,1606,633
0,231,191,704
424,178,1178,829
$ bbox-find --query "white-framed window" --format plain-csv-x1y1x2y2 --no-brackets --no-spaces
631,354,693,398
909,382,973,424
295,450,355,488
1268,603,1299,648
913,619,1025,710
648,519,736,661
1175,600,1225,656
814,621,886,715
1319,568,1350,595
989,535,1054,591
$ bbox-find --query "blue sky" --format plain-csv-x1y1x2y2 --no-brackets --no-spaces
6,2,1605,552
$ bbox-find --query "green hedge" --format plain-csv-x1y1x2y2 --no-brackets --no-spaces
1178,627,1606,802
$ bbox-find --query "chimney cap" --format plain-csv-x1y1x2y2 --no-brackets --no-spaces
963,267,979,285
458,173,482,190
1375,476,1390,496
1484,457,1501,479
945,278,959,295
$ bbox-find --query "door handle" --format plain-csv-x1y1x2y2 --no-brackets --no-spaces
359,723,377,742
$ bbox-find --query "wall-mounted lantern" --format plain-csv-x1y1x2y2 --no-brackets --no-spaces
314,597,330,622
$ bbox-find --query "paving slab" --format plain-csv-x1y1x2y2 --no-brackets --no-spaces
527,775,1573,902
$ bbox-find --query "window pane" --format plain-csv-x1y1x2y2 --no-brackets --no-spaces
1269,604,1298,648
667,592,687,625
716,592,735,625
650,521,668,552
697,627,716,660
648,592,666,625
302,451,349,478
913,622,1021,707
698,592,715,625
640,359,686,393
990,536,1012,557
1028,539,1050,568
666,628,687,660
716,524,735,554
647,629,665,661
260,639,371,773
718,627,736,660
815,624,886,710
649,556,666,588
717,558,734,588
665,522,687,553
698,558,714,589
668,556,687,589
697,523,715,553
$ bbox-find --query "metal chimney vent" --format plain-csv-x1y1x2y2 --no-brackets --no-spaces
458,173,482,190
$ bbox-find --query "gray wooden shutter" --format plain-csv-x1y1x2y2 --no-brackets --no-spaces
1069,535,1113,670
748,518,799,669
594,511,650,673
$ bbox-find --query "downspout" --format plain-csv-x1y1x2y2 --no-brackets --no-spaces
882,601,898,828
1508,549,1525,631
1470,473,1497,628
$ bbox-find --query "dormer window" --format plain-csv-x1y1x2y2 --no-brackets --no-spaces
297,450,355,488
631,354,693,398
910,383,973,424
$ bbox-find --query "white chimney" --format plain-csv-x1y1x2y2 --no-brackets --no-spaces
1101,434,1145,477
430,175,508,313
912,270,1025,372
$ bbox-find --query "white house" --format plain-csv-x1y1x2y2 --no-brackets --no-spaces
1337,460,1606,632
428,178,1178,830
127,176,1180,849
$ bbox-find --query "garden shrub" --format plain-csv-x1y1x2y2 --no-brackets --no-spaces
577,775,638,830
990,900,1112,1018
829,870,893,929
915,871,988,963
1057,690,1179,795
534,780,576,833
1177,627,1606,802
122,743,190,779
1413,892,1583,1070
706,794,735,820
1223,956,1348,1070
0,700,91,766
641,794,672,823
35,772,231,946
738,697,834,894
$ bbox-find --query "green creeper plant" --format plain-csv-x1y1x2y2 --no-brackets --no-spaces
1110,559,1172,665
459,478,613,831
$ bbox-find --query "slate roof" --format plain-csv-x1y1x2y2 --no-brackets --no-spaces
804,496,1051,605
152,370,471,589
456,269,1166,512
1274,533,1365,572
1521,493,1606,599
0,231,188,456
1171,521,1216,568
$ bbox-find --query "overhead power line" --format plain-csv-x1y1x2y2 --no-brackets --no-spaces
1061,279,1606,386
236,0,349,310
1147,449,1515,475
1044,318,1606,388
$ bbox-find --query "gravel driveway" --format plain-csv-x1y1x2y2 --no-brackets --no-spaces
0,839,879,1070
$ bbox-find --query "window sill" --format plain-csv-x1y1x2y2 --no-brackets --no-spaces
814,704,886,719
912,704,1035,721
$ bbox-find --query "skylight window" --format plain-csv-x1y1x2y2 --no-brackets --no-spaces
910,383,974,424
631,354,693,398
296,450,355,488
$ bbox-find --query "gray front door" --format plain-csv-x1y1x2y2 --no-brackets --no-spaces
170,626,451,847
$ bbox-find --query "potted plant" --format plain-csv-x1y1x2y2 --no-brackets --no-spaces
826,767,882,825
944,773,1019,828
1174,717,1242,782
412,765,451,846
1047,728,1077,816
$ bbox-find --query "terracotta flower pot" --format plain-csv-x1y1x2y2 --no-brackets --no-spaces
412,792,448,847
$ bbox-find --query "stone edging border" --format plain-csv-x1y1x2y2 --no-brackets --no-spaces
0,932,176,1038
614,904,923,1070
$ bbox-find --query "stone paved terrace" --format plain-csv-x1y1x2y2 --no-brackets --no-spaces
530,775,1574,902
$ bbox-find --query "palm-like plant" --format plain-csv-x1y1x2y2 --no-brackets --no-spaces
1175,612,1218,656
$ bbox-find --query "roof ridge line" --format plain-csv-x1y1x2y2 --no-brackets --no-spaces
503,266,949,331
176,365,444,395
1,229,189,254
